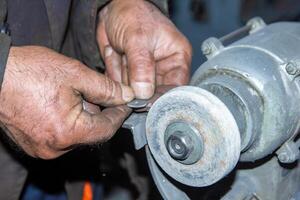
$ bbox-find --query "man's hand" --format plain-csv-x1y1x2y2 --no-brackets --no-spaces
97,0,192,99
0,46,134,159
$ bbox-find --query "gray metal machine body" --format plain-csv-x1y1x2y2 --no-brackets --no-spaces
194,19,300,162
124,18,300,200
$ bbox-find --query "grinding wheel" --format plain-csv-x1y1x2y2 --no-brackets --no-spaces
146,86,241,187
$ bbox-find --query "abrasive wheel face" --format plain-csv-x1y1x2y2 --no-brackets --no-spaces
146,86,241,187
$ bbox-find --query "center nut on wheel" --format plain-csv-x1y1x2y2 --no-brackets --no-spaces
146,86,241,187
165,122,204,165
166,131,191,161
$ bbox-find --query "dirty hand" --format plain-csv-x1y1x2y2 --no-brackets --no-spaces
97,0,192,99
0,46,134,159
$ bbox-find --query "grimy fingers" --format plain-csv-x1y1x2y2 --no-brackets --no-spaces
126,43,156,99
104,46,122,83
73,66,134,106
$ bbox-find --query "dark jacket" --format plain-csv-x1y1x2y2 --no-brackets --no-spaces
0,1,168,199
6,0,168,70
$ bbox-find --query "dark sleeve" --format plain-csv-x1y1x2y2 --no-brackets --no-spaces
97,0,168,14
0,33,10,90
0,0,10,90
146,0,168,16
69,0,168,71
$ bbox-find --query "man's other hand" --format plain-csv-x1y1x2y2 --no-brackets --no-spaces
97,0,192,99
0,46,134,159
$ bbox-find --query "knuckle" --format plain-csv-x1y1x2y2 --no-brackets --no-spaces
173,53,190,72
70,59,84,67
35,149,60,160
129,28,148,42
176,35,192,60
23,118,71,159
99,124,115,142
128,52,153,71
102,76,116,102
45,120,72,150
95,116,116,142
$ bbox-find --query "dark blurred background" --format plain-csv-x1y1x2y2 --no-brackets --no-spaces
170,0,300,73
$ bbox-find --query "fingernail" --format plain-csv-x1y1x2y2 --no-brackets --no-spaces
104,46,113,58
121,85,135,102
131,82,155,99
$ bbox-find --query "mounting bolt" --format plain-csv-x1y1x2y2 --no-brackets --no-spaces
278,152,289,163
201,43,212,55
201,37,224,59
286,62,298,75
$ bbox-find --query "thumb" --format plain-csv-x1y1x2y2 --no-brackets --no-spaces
73,66,134,106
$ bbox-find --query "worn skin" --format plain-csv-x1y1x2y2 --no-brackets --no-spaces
0,0,192,159
0,46,134,159
97,0,192,98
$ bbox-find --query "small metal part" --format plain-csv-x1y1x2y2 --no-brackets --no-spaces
127,99,149,109
201,37,224,59
166,131,191,161
202,17,266,59
164,122,203,165
246,17,266,34
286,62,298,75
276,141,300,164
0,23,10,36
219,25,251,45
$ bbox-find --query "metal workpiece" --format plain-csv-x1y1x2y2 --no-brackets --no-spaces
127,99,149,109
146,86,241,187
